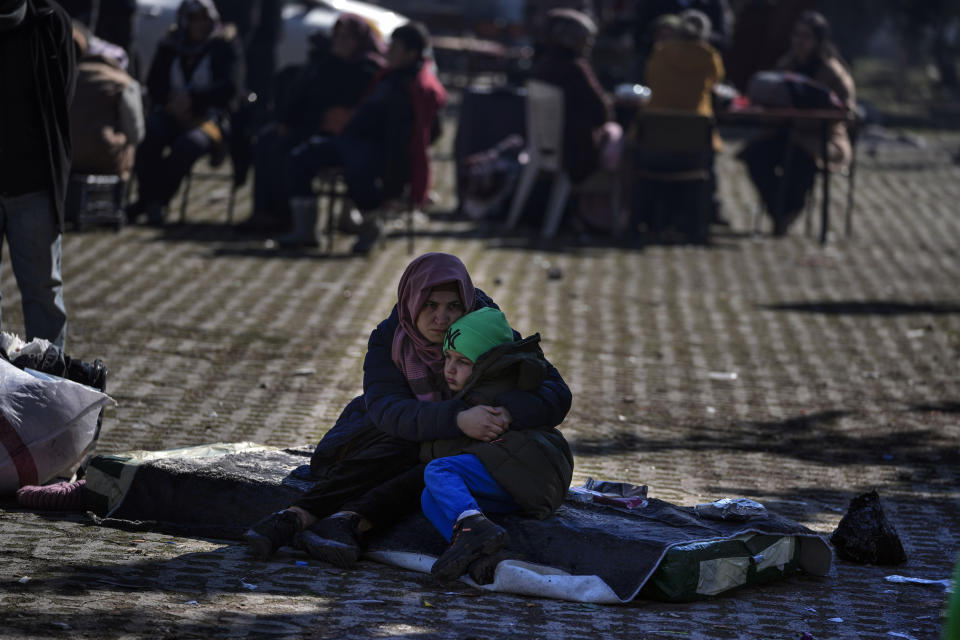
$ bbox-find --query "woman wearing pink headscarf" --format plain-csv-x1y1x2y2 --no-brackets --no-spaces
243,253,572,560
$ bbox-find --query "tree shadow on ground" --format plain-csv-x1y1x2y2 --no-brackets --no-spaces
568,408,960,473
758,300,960,315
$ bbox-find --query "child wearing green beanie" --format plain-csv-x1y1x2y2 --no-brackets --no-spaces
421,307,574,583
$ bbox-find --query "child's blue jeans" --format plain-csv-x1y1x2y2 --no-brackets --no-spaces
421,454,519,541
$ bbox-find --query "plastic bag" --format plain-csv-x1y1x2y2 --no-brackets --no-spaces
567,477,649,510
0,359,114,495
695,497,768,521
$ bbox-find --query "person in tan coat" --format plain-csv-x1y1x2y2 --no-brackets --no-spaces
69,23,145,179
645,10,725,122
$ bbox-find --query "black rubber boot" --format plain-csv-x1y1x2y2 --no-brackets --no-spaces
242,510,301,558
295,512,364,568
431,515,509,583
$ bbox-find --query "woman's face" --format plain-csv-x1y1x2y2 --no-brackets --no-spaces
331,23,359,60
790,23,817,62
185,11,213,43
415,288,465,344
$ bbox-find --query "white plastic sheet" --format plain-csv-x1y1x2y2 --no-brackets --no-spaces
0,359,113,494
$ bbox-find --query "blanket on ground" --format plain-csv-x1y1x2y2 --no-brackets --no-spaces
83,443,831,603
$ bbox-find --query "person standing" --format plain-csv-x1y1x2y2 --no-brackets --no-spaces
0,0,77,349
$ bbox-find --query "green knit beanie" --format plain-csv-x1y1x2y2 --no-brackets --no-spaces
443,308,514,362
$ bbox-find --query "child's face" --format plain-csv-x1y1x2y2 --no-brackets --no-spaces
443,349,474,392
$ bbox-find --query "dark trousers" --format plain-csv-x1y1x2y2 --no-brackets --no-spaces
135,110,215,206
252,125,303,226
741,132,818,235
293,428,424,528
285,135,386,211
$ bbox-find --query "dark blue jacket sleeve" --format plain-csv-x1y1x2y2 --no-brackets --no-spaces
495,350,572,431
362,309,468,442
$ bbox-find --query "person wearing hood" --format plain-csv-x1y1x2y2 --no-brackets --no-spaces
69,21,145,180
530,9,621,186
0,0,76,349
128,0,244,225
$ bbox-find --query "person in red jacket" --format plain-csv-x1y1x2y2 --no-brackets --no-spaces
280,21,446,254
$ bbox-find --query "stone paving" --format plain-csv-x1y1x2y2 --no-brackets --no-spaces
1,122,959,639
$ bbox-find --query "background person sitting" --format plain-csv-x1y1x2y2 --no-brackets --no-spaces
242,14,386,235
280,21,446,254
69,22,145,181
633,0,733,81
530,9,622,186
737,10,855,236
128,0,243,225
643,9,727,227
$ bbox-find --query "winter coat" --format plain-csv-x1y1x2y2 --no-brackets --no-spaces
276,54,382,138
70,54,143,177
145,26,244,119
310,290,573,475
419,334,575,520
645,38,725,150
337,61,446,209
776,53,856,171
407,62,447,208
0,0,76,230
530,46,612,184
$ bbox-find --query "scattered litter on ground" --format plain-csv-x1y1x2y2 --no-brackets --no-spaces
17,576,30,584
886,632,917,640
209,411,218,418
239,579,258,591
708,371,738,381
830,491,907,565
696,498,767,521
295,560,308,566
421,598,435,608
50,622,70,630
706,406,717,415
884,575,952,591
618,414,626,421
828,617,844,623
291,367,317,376
185,600,199,606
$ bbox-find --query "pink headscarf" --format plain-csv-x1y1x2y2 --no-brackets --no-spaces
391,253,475,401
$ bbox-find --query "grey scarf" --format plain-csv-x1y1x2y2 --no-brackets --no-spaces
0,0,27,31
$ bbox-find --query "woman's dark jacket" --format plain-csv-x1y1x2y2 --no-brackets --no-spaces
419,334,574,520
276,54,381,138
310,289,573,474
530,46,611,184
145,26,244,117
0,0,76,231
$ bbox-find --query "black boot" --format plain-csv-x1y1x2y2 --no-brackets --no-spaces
242,510,301,558
295,512,364,568
431,514,509,583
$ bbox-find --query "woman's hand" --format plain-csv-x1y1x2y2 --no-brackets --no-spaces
457,405,511,441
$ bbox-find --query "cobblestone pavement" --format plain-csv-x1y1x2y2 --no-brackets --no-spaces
1,125,959,639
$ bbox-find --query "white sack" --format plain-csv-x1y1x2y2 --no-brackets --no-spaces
0,359,114,494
